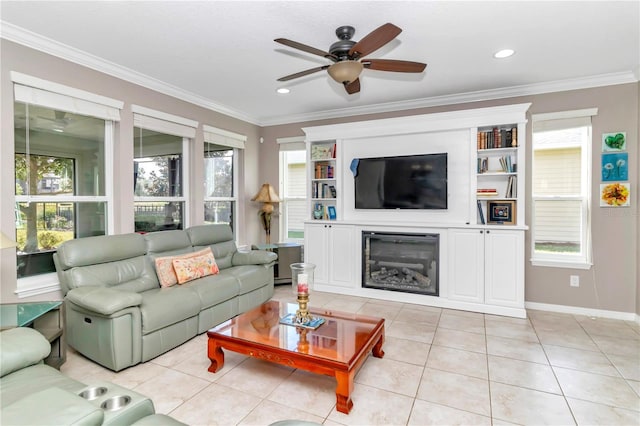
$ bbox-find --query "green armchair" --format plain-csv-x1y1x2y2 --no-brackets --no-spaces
0,327,184,425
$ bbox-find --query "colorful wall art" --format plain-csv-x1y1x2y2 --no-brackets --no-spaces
600,182,630,207
601,152,628,181
602,132,626,151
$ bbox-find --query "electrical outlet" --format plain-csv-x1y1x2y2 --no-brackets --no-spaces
570,275,580,287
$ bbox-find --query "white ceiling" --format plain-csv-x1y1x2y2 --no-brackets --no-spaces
1,1,638,126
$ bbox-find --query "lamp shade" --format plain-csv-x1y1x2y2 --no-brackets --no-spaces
327,61,363,84
0,232,17,249
251,183,281,203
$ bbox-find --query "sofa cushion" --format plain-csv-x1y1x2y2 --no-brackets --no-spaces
56,233,147,269
225,265,273,295
187,224,237,269
154,248,212,288
64,256,159,293
144,230,192,255
0,328,50,377
173,251,219,284
1,387,104,426
180,271,239,308
0,364,84,408
139,287,201,334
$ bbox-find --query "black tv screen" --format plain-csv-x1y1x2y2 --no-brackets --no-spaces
354,153,447,209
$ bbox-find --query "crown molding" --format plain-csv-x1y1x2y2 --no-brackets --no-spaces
2,21,637,128
0,21,260,125
259,71,638,126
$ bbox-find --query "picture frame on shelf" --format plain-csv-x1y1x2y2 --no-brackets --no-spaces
327,206,337,220
487,200,516,225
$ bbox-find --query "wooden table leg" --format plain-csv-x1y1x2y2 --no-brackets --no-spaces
335,370,354,414
372,332,385,358
207,338,225,373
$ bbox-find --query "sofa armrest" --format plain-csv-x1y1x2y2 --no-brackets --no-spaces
66,287,142,316
0,327,51,377
1,387,104,426
232,250,277,266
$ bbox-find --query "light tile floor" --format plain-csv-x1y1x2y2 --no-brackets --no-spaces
62,286,640,425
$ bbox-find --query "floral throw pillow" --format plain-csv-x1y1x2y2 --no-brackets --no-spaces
154,247,212,288
172,251,220,284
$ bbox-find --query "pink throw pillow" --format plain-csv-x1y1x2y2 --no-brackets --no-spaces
154,247,212,288
172,251,220,284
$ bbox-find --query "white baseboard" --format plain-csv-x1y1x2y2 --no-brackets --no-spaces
525,301,639,323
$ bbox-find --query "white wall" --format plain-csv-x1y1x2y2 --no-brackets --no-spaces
341,129,471,225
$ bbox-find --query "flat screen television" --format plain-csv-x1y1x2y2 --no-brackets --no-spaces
354,153,447,209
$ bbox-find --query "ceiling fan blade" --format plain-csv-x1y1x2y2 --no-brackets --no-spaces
348,23,402,59
277,65,329,82
363,59,427,73
275,38,337,61
344,78,361,95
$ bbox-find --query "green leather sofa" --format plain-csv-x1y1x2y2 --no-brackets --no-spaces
54,224,276,372
0,327,184,425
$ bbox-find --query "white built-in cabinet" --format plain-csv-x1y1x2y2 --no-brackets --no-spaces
448,228,524,310
304,222,355,289
301,103,530,318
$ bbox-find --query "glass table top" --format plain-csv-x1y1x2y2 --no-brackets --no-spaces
0,301,62,328
209,300,384,364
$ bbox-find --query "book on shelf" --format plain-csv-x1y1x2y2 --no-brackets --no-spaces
477,126,518,149
314,163,334,179
505,175,517,198
477,200,486,224
329,185,337,198
498,156,514,173
477,188,499,196
477,157,488,173
312,182,334,198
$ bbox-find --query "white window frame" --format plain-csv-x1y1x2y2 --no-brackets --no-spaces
278,136,307,243
530,109,597,270
133,106,198,231
12,73,121,297
203,125,245,234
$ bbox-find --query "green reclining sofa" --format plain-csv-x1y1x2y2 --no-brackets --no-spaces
54,224,276,372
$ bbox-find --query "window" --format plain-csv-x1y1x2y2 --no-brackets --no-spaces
132,106,197,233
133,128,186,232
278,137,307,242
14,102,113,281
531,110,596,269
203,125,245,233
204,143,235,228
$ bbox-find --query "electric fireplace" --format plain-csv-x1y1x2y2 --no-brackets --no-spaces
362,231,439,296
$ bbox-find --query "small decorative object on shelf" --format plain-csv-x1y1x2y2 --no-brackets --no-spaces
282,263,325,329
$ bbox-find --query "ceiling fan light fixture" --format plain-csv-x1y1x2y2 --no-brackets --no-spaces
327,61,363,84
276,87,290,94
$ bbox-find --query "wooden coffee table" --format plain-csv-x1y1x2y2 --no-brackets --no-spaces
207,300,385,414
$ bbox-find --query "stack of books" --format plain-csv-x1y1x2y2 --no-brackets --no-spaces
477,188,499,197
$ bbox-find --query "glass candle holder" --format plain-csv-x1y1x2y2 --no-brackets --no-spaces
290,263,316,296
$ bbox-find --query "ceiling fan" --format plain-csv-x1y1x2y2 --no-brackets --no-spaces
275,23,427,95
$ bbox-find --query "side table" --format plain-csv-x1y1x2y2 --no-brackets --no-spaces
252,242,303,284
0,301,66,369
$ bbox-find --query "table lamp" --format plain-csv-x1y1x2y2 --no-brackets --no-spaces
251,183,281,244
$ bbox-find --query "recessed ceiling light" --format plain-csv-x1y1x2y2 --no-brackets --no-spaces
494,49,515,59
276,87,290,94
